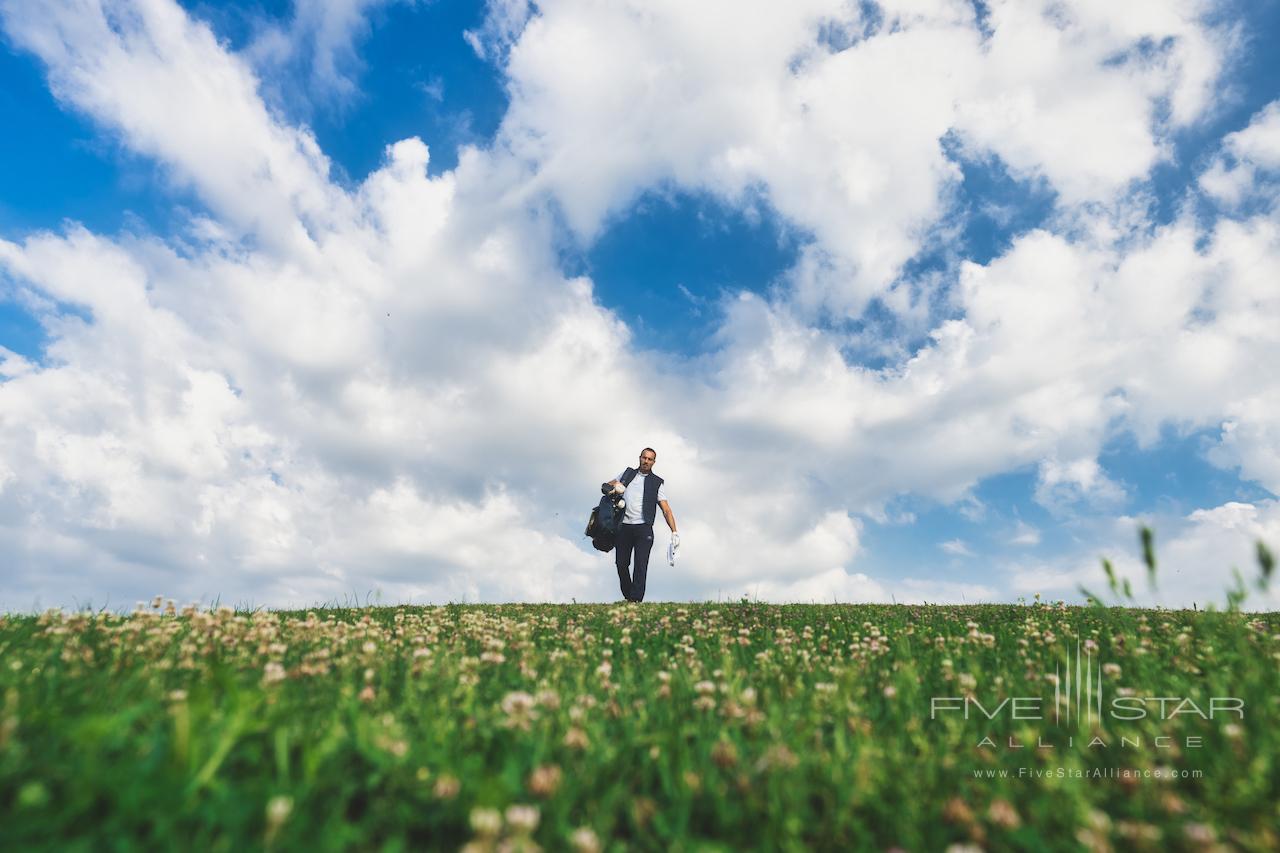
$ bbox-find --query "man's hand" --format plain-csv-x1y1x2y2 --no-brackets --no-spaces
612,482,626,495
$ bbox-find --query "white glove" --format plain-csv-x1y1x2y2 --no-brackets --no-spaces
613,482,626,495
671,532,680,548
668,533,680,566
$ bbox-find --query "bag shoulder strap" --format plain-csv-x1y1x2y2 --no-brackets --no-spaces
621,467,637,486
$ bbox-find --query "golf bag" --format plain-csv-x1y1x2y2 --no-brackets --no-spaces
585,486,627,552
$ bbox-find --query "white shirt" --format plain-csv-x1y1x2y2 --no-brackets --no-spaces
616,469,668,525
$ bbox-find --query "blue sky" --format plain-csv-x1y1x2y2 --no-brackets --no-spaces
1,0,1279,610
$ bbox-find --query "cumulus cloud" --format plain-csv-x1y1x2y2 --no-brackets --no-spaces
488,0,1227,317
1200,99,1280,208
0,0,629,608
952,0,1224,203
1006,501,1280,610
0,0,1276,611
745,569,998,605
748,568,888,605
688,207,1279,523
0,0,884,609
1034,456,1128,514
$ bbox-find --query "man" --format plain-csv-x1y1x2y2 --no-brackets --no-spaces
602,447,678,602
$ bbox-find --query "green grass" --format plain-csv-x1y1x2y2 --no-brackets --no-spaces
2,592,1278,851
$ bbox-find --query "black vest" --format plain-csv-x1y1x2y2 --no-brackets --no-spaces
621,467,663,525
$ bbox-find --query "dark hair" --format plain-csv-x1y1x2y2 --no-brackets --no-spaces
641,447,657,459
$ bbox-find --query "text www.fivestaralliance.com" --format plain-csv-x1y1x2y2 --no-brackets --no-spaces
973,767,1204,779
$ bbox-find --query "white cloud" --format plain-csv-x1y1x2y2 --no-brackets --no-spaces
1005,501,1280,610
677,198,1280,556
464,0,533,62
0,0,1276,611
0,0,890,609
1009,520,1041,546
940,539,974,557
953,0,1224,204
743,570,999,605
246,0,399,111
0,0,349,256
746,568,888,605
955,495,988,522
488,0,1227,317
1200,99,1280,207
1034,456,1128,514
893,578,1001,604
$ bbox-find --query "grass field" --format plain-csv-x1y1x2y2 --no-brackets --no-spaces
3,547,1278,851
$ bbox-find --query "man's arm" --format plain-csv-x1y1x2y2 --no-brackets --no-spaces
659,500,677,533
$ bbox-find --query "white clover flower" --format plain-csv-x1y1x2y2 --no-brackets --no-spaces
505,804,540,834
469,807,502,837
570,827,601,853
266,795,293,828
501,691,539,729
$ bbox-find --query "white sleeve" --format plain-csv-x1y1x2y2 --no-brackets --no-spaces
617,471,627,482
658,482,668,502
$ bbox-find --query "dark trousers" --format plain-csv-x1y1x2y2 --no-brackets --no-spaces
615,523,654,602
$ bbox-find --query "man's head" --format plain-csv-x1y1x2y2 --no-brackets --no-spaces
638,447,656,474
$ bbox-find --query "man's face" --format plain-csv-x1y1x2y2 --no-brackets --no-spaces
638,451,655,474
